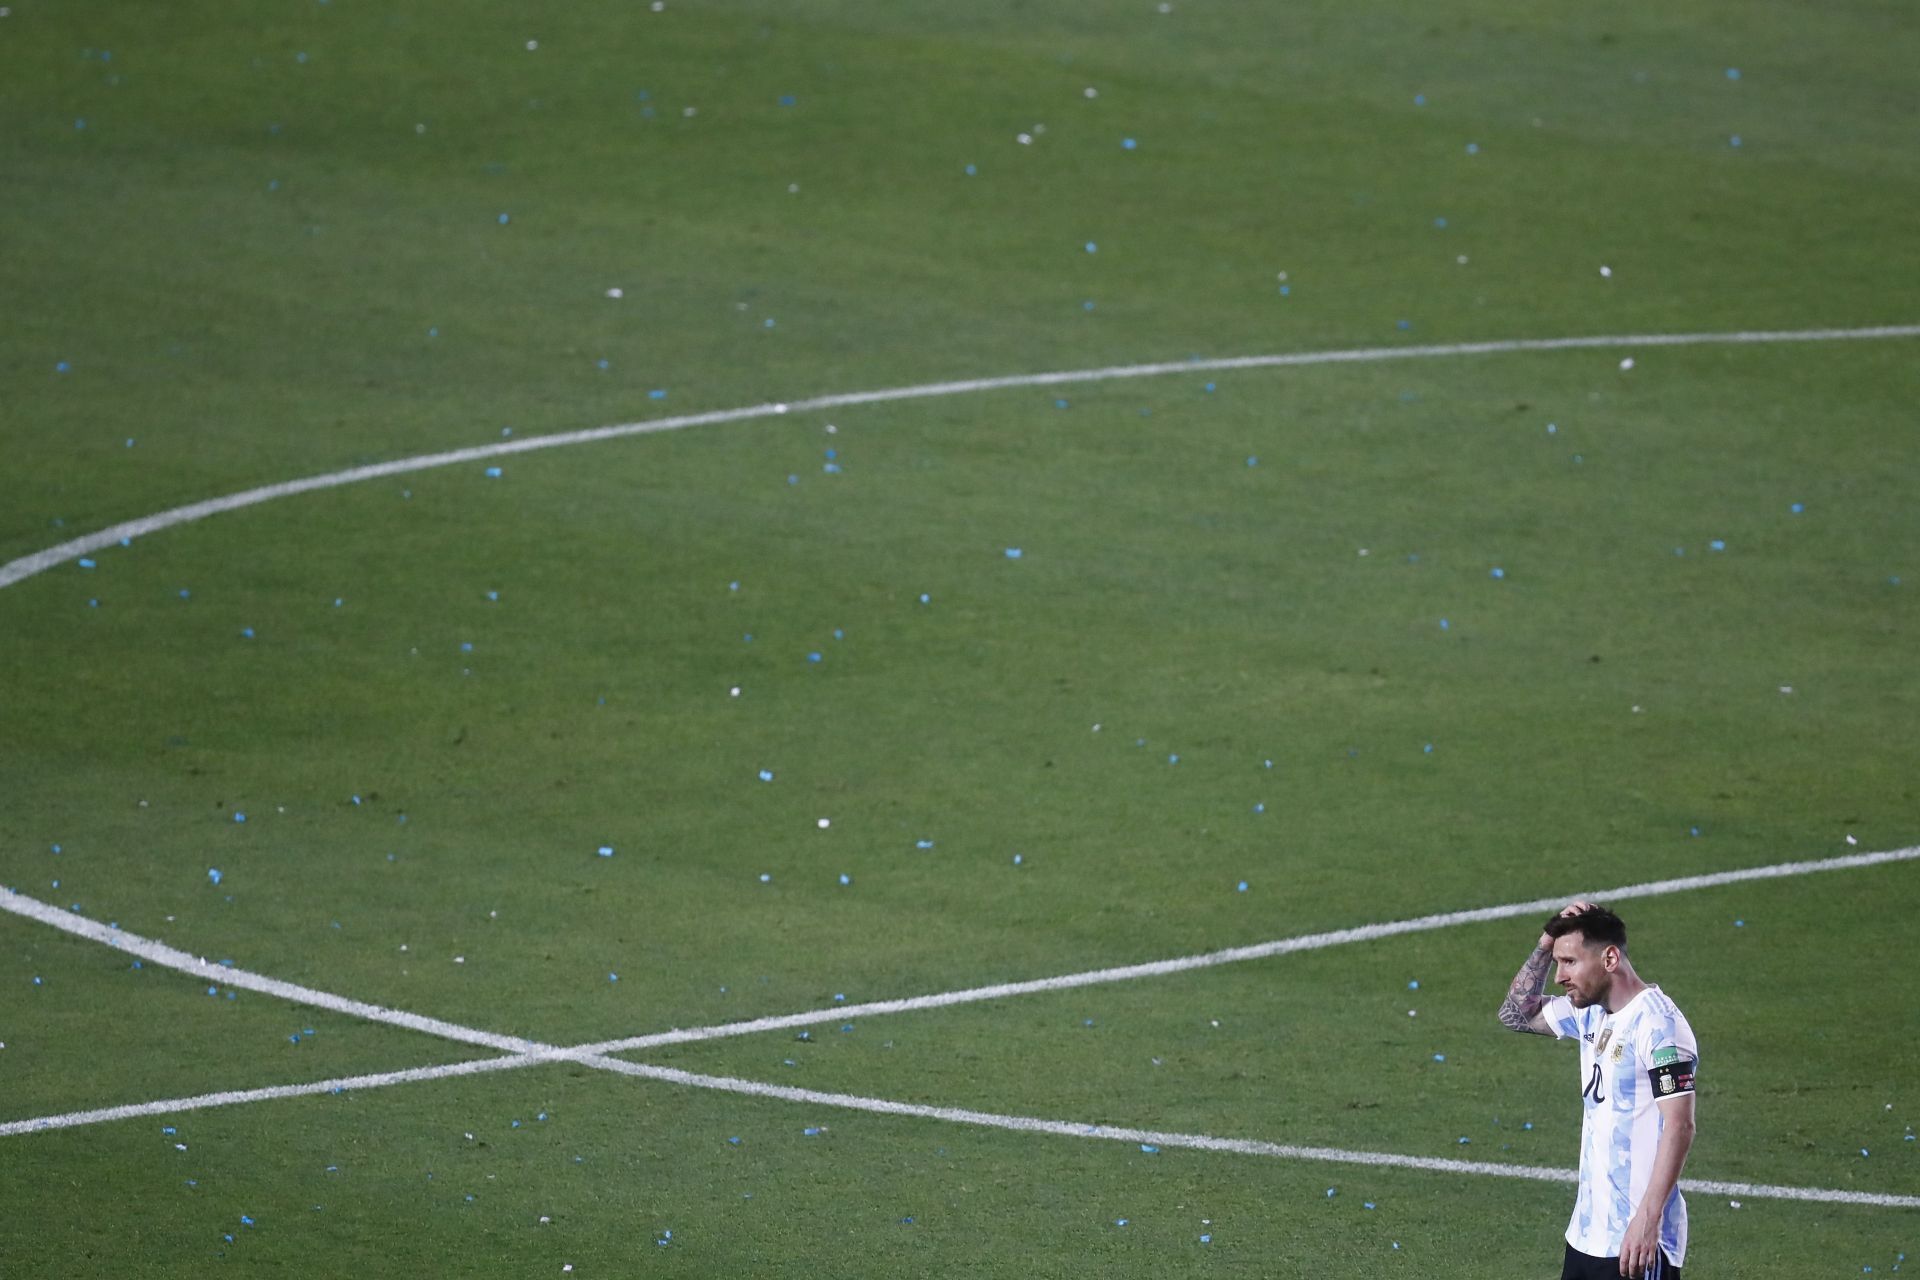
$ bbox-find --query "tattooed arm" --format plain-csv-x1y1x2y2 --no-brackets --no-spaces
1498,901,1591,1035
1497,942,1555,1034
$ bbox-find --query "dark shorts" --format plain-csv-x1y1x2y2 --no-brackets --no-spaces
1562,1242,1682,1280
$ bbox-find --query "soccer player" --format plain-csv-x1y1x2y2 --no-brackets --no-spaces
1499,902,1699,1279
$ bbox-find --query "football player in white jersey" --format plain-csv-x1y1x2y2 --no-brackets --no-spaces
1499,902,1698,1279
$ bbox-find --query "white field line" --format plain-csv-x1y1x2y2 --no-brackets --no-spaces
569,846,1920,1055
0,886,551,1056
5,1042,1915,1211
6,847,1917,1139
4,324,1917,592
592,1059,1920,1210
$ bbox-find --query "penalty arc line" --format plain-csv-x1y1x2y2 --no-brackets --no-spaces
4,323,1918,592
6,848,1920,1215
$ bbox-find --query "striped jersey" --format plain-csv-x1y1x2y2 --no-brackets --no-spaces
1542,984,1698,1267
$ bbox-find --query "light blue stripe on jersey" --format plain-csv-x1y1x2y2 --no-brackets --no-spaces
1607,1059,1639,1235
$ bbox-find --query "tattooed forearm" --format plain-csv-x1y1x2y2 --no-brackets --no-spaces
1498,946,1553,1034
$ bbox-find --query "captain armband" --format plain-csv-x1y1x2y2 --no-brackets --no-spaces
1647,1044,1696,1097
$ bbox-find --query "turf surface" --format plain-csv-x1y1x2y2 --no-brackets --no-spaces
2,0,1916,1274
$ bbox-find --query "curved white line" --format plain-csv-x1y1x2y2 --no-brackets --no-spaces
5,847,1914,1121
5,324,1917,592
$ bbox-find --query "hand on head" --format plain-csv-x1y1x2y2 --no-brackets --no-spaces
1538,901,1597,950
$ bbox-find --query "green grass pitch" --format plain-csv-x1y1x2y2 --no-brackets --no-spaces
2,0,1916,1273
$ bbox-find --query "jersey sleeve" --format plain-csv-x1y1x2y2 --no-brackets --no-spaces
1540,994,1583,1040
1639,1008,1699,1099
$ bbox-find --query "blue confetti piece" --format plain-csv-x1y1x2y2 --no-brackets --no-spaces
1408,980,1419,990
1423,743,1433,754
1326,1187,1337,1198
804,1127,821,1136
1710,539,1727,551
1200,1234,1212,1244
609,972,619,982
838,873,850,885
1729,135,1742,148
758,770,774,782
1396,319,1411,331
497,213,510,224
597,845,615,857
233,812,246,823
1115,1218,1128,1227
77,558,95,569
1790,502,1804,514
162,1126,176,1135
807,651,823,663
778,94,796,106
1055,398,1070,409
241,627,255,639
240,1215,254,1226
1236,880,1249,893
1465,142,1480,155
1246,456,1258,467
1253,803,1265,813
1414,93,1426,105
915,839,934,850
1084,241,1097,254
1004,547,1023,559
759,873,772,883
918,593,931,604
1204,381,1216,393
597,358,610,370
1434,1053,1447,1062
1139,1144,1158,1154
1457,1135,1470,1144
728,1136,742,1145
1365,1202,1377,1210
964,163,976,175
1734,919,1744,927
1726,67,1741,79
649,388,668,400
1439,618,1449,630
208,868,222,885
1434,217,1448,229
484,466,502,478
1489,567,1505,579
1012,853,1024,865
832,627,844,639
289,1033,301,1044
1523,1121,1533,1130
1168,754,1179,764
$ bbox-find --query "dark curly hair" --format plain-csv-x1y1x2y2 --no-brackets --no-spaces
1544,904,1628,953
